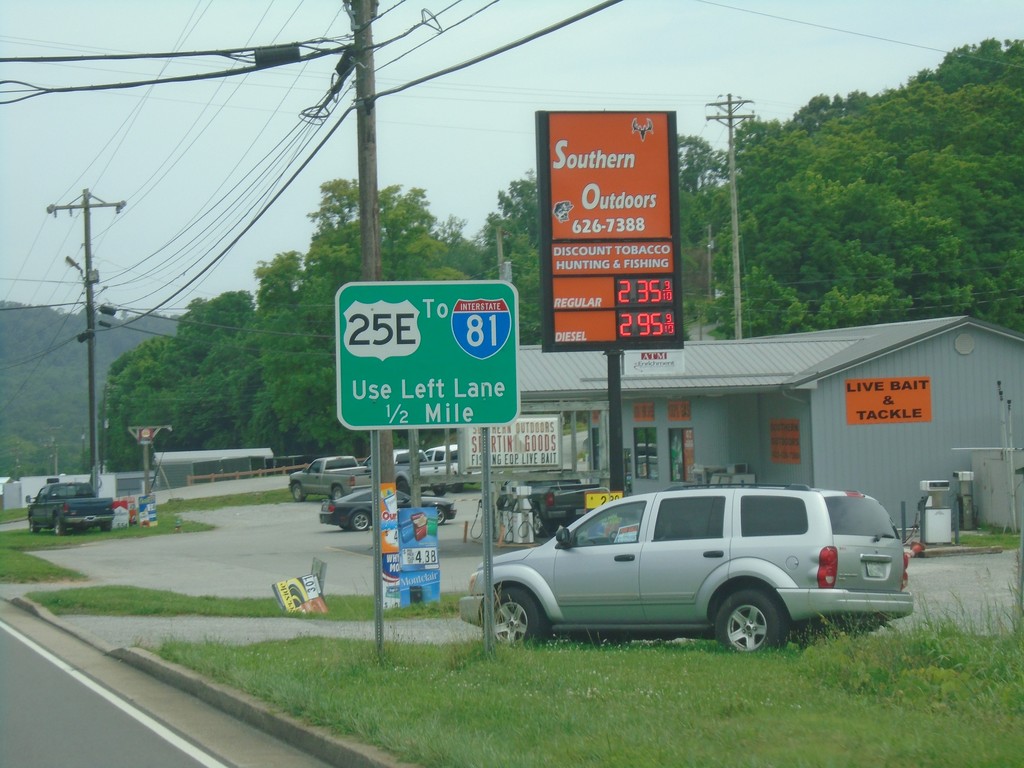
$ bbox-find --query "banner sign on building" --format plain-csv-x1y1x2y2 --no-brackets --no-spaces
844,376,932,425
770,419,801,464
464,415,562,469
536,111,683,352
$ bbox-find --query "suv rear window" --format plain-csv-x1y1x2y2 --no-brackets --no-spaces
825,495,898,538
740,495,808,536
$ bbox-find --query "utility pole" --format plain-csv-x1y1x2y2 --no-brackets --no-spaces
347,0,392,658
706,95,753,339
48,189,126,491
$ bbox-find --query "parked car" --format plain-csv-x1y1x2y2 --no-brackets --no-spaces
459,485,913,651
319,488,456,532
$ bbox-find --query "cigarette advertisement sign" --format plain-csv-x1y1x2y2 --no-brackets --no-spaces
273,574,328,614
537,111,683,352
396,507,441,607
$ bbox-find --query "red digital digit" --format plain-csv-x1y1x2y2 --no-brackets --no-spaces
616,279,630,304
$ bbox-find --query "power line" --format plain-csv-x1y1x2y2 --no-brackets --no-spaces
0,41,349,104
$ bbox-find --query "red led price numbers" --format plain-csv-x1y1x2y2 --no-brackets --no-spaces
615,278,673,306
617,311,676,338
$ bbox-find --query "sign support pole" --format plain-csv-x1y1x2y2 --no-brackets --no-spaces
481,427,495,654
371,430,384,657
607,352,624,492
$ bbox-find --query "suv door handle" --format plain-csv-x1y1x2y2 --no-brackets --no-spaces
703,550,725,558
614,554,635,562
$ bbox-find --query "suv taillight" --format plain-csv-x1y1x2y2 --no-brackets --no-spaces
902,551,909,591
817,546,838,588
544,491,555,508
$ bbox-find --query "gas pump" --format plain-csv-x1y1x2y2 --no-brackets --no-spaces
920,480,953,544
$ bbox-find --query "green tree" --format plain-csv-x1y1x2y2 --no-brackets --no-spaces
483,173,541,344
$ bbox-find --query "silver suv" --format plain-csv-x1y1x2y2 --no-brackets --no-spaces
459,485,913,651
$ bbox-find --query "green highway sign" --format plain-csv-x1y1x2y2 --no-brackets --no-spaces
336,281,520,429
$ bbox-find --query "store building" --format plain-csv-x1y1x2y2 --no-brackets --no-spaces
518,316,1024,527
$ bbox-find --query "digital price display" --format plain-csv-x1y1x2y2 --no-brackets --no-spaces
616,277,673,306
537,111,684,352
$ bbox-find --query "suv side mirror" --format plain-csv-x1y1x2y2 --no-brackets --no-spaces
555,526,573,548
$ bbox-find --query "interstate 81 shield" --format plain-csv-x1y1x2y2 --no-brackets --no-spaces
451,297,512,360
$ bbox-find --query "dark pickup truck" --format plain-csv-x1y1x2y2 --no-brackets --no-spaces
524,480,610,535
27,481,115,535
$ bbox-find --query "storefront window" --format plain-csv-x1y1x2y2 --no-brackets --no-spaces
634,427,658,480
670,427,694,482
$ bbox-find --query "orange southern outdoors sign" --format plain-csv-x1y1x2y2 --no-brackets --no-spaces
537,111,683,352
844,376,932,425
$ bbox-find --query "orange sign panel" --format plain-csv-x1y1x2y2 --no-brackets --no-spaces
552,277,616,310
546,112,673,240
844,377,932,425
553,310,616,344
770,419,801,464
668,400,691,421
633,402,655,422
537,111,682,352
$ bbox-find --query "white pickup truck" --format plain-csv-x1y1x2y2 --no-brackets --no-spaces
288,456,370,501
393,449,450,495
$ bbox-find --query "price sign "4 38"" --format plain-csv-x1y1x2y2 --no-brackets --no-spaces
336,281,520,430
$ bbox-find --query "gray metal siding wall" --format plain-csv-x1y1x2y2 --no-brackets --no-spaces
810,329,1024,521
624,395,733,493
755,391,814,486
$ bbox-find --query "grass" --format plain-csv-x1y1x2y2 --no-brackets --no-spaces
155,624,1024,768
958,526,1019,550
26,585,461,620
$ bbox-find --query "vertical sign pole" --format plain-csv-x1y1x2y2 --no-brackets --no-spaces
371,430,383,657
607,351,624,492
481,427,495,655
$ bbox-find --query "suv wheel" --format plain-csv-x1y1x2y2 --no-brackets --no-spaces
396,477,410,494
494,587,549,643
348,509,372,532
715,589,789,652
290,484,306,502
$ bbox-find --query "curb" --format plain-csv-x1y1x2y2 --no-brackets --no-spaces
915,545,1004,558
8,597,417,768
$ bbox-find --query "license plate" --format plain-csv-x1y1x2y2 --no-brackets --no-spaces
865,561,886,578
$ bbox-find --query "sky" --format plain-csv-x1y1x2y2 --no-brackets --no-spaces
1,0,1020,317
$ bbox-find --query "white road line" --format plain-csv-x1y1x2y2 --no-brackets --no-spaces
0,619,232,768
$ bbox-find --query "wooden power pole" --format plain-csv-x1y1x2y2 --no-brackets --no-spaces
706,95,753,339
47,189,126,490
